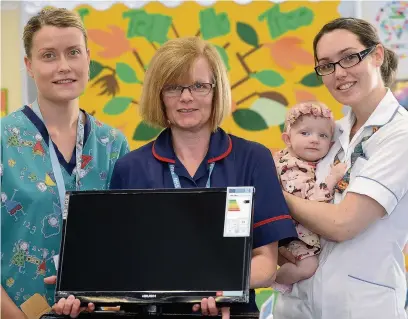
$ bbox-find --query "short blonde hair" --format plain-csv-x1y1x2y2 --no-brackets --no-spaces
140,37,231,131
23,7,87,58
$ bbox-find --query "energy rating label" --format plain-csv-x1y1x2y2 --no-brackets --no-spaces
223,187,254,237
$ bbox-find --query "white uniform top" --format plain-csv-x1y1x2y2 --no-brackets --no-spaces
274,90,408,319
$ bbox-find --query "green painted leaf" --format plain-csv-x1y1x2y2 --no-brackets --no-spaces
250,97,287,127
279,123,285,133
123,10,172,44
116,63,141,83
76,8,90,22
199,8,230,40
300,72,323,87
233,109,268,131
215,45,230,71
250,70,284,87
236,22,259,47
258,5,314,39
133,121,162,141
89,60,104,80
103,97,133,115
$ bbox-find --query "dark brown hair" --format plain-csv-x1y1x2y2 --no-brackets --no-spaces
313,17,398,87
23,7,87,58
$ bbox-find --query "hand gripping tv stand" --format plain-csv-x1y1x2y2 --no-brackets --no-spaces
40,303,260,318
40,310,260,318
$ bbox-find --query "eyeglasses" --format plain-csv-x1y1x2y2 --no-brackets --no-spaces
314,45,377,76
161,82,215,97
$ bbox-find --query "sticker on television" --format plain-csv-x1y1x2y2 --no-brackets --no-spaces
223,187,254,237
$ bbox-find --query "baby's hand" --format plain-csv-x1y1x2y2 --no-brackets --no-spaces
329,162,348,183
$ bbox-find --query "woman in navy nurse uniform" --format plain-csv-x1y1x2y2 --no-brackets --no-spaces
110,36,297,317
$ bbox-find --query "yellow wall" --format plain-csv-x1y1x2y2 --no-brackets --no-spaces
1,4,22,113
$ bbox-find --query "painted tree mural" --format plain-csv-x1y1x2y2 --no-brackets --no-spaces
74,1,343,151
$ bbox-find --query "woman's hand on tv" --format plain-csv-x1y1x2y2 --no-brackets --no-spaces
44,276,95,318
44,275,57,285
52,295,95,318
193,297,230,318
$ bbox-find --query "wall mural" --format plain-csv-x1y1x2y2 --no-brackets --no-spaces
394,79,408,108
362,0,408,81
73,1,344,152
1,88,8,117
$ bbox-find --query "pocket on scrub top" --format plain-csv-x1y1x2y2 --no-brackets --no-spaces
349,157,368,183
347,275,399,319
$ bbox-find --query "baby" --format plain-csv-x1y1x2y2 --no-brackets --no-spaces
272,101,346,293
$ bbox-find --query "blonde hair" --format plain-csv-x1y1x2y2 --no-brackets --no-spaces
140,37,231,131
23,7,88,58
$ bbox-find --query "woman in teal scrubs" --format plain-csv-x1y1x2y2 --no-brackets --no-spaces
1,8,129,319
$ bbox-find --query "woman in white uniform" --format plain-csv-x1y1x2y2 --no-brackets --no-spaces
273,17,408,319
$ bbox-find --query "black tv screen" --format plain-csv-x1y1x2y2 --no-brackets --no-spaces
56,188,254,306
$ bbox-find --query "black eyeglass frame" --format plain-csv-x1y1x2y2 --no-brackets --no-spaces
314,45,377,76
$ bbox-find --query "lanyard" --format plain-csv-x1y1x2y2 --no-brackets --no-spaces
334,125,381,194
32,100,84,208
169,162,215,188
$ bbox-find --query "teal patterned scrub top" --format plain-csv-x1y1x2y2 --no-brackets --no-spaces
1,105,129,307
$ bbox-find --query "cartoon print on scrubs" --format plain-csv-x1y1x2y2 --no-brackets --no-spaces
334,126,381,193
31,133,46,160
72,153,94,181
9,240,55,280
98,128,124,163
3,126,34,154
10,240,30,273
1,107,129,306
98,128,115,152
32,248,54,279
20,165,58,197
1,190,25,221
5,277,15,288
8,159,16,168
8,239,56,304
14,287,27,304
41,203,62,239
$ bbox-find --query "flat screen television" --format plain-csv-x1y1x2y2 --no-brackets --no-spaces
55,187,254,309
